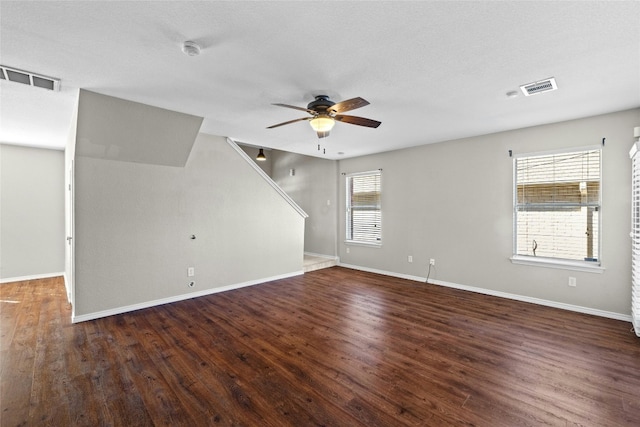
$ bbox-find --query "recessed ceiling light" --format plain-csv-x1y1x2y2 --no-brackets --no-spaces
182,41,201,56
506,90,519,98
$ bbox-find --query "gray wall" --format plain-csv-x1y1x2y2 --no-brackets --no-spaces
271,150,338,257
0,144,65,280
75,89,202,167
74,133,305,318
70,91,305,320
337,108,640,316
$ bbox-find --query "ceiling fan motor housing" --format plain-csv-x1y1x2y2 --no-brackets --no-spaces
307,95,335,113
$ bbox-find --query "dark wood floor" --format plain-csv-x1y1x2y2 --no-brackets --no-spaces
2,267,640,426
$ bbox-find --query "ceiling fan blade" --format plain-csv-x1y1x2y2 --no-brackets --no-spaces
272,103,315,114
335,114,381,128
328,97,369,114
266,117,310,129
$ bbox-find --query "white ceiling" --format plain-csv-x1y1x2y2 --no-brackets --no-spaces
1,1,639,159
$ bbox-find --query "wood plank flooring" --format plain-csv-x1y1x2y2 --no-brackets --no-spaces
2,267,640,426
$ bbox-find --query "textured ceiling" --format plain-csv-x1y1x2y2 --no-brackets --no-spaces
1,1,639,159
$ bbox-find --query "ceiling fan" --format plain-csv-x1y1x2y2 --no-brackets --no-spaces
267,95,381,138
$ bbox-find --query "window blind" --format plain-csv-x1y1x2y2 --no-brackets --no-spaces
630,144,640,336
346,171,381,244
514,149,601,262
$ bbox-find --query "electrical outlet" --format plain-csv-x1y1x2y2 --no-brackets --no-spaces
188,267,195,277
346,247,350,254
408,255,413,263
430,259,435,266
568,277,577,287
188,281,195,288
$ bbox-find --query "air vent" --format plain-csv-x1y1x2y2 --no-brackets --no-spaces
520,77,557,96
0,65,60,91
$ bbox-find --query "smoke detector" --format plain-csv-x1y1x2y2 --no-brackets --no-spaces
182,41,201,56
0,65,60,91
520,77,557,96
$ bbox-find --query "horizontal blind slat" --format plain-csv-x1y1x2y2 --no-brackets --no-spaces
515,149,600,262
347,172,381,243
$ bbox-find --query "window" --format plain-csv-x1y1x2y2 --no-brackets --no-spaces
346,170,381,245
513,148,601,266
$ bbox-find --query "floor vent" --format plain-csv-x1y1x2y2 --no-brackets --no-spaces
520,77,557,96
1,65,60,91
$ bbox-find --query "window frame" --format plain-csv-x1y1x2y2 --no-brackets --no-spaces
511,146,604,273
345,170,382,247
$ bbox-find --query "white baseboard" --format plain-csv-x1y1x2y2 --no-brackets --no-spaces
63,273,72,304
338,263,632,322
304,252,338,260
72,270,304,323
633,316,640,337
338,263,425,283
0,272,64,284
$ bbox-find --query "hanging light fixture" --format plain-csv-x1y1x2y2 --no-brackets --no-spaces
309,115,335,133
256,148,267,161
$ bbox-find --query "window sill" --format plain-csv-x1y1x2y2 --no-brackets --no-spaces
510,255,604,274
345,240,382,248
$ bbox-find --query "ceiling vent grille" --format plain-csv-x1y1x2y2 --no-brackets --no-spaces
0,65,60,91
520,77,557,96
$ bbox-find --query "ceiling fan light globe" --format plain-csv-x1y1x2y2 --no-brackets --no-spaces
309,116,335,132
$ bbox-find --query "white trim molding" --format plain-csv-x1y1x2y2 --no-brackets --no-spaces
427,278,630,322
0,272,64,284
338,263,630,322
226,138,308,219
72,271,304,323
338,263,425,283
304,252,338,261
510,255,604,273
